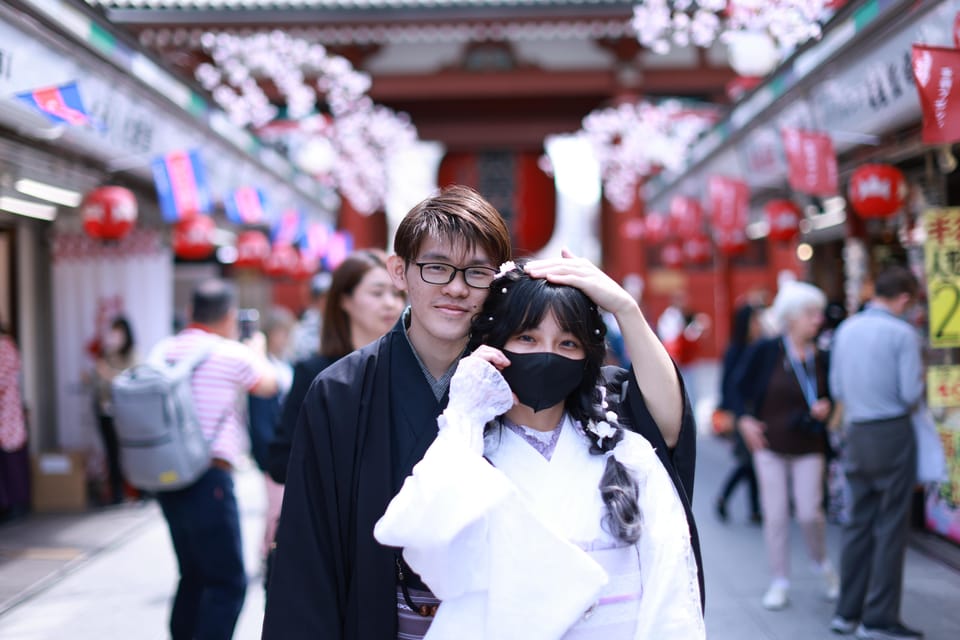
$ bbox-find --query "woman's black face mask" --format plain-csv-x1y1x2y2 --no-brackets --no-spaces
500,350,585,412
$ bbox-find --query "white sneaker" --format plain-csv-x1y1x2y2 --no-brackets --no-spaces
822,562,840,601
762,580,790,610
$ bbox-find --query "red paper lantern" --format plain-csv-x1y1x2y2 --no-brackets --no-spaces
643,214,670,244
81,186,138,241
234,231,271,270
715,227,749,257
173,215,216,260
291,251,321,282
262,244,300,279
669,196,704,238
848,164,907,219
765,199,802,243
661,241,684,268
684,234,712,265
621,217,646,241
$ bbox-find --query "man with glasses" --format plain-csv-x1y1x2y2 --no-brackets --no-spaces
263,185,698,639
263,185,511,639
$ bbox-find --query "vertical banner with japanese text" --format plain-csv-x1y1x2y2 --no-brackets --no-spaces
781,128,838,197
925,208,960,347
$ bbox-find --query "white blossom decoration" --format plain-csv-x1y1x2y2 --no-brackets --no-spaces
197,31,418,215
579,100,718,211
631,0,832,59
588,418,619,446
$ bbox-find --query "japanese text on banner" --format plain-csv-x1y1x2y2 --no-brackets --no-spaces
926,208,960,348
928,365,960,407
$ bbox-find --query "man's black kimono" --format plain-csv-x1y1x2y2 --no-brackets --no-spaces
262,320,702,639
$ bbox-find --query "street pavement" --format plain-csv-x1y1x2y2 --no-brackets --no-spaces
1,435,959,639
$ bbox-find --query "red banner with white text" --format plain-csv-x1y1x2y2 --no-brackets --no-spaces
708,176,750,231
781,128,838,197
912,44,960,145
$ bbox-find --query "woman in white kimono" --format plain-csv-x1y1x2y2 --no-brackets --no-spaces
375,252,705,640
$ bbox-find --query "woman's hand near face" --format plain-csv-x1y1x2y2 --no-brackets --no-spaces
468,345,512,371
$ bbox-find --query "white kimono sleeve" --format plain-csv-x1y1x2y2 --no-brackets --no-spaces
615,435,705,640
374,357,608,640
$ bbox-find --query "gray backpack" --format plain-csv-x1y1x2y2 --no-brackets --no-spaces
111,342,216,491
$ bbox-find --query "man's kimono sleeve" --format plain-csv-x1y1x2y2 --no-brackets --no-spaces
262,376,353,639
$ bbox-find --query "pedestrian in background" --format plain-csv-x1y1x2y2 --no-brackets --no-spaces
288,271,332,362
246,306,296,576
731,281,838,610
266,248,405,486
150,279,278,640
828,266,924,640
714,303,763,525
0,322,29,524
91,315,138,505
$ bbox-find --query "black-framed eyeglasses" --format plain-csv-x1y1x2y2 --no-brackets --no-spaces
415,262,498,289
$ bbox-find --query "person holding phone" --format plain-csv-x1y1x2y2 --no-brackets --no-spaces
374,255,703,639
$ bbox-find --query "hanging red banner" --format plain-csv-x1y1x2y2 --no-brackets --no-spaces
708,176,750,231
781,128,838,197
912,44,960,145
669,196,704,238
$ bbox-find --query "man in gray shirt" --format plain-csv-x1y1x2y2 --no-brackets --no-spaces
828,266,924,640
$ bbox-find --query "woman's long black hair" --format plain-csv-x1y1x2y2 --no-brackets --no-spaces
469,262,642,544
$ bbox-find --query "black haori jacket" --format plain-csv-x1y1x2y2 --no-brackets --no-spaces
261,319,703,639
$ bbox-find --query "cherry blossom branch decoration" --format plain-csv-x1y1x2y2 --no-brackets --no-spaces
579,100,718,211
195,31,418,214
631,0,832,56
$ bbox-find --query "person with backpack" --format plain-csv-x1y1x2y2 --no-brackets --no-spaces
147,279,277,640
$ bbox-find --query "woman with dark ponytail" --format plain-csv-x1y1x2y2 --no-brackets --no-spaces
376,252,704,639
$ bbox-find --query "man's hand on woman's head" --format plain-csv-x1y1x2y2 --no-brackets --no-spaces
523,249,638,317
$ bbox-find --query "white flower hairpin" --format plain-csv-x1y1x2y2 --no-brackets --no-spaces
587,386,620,445
498,260,517,275
588,418,618,446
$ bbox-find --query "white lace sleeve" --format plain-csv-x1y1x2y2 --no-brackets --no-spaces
440,356,515,454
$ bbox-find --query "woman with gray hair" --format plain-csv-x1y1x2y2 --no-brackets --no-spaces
729,280,839,610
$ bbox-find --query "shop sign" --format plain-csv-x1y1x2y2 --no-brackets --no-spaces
925,207,960,348
739,126,786,189
809,1,958,152
928,365,960,406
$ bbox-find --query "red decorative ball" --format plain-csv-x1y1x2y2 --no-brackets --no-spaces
81,186,138,241
715,227,749,257
683,234,712,265
643,213,670,245
848,164,907,219
669,196,704,238
764,199,802,243
234,230,271,270
173,216,217,260
262,244,300,279
661,241,684,268
291,251,321,282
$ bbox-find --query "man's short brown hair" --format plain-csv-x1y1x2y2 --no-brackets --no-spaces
393,185,512,266
874,265,919,300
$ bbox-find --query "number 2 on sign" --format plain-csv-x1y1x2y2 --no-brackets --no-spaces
931,281,960,347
